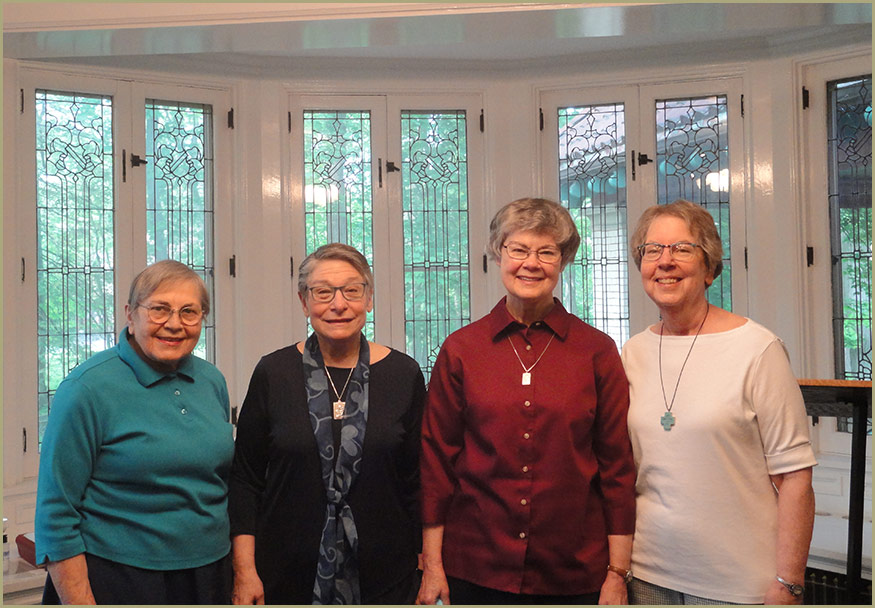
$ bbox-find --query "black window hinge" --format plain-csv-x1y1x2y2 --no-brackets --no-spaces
20,88,24,113
229,254,237,277
744,246,749,270
802,87,810,110
807,246,814,267
290,256,295,279
539,108,544,131
227,108,235,129
288,111,292,134
482,254,488,273
740,94,744,118
23,428,27,453
21,257,26,282
479,109,484,133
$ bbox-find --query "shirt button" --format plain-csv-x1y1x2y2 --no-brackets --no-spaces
524,401,531,407
174,390,181,396
523,432,530,440
519,532,527,539
525,344,532,351
522,465,529,473
520,498,528,506
180,408,188,415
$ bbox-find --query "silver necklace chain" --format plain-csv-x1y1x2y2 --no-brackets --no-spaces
508,331,556,374
658,304,710,414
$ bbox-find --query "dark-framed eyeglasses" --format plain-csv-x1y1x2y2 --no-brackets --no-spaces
637,241,702,262
502,243,562,265
307,282,368,303
139,304,203,326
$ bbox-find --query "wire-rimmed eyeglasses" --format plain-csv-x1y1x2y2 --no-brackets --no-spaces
637,241,702,262
307,283,368,303
139,304,203,326
502,243,562,265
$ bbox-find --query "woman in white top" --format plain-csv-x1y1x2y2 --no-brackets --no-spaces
621,200,816,605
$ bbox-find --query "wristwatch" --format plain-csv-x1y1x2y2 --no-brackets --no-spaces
607,564,634,584
776,575,804,597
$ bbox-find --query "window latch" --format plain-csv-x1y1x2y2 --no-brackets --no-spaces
130,154,148,167
631,150,653,181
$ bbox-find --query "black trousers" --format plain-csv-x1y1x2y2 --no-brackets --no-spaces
447,576,600,605
43,552,232,605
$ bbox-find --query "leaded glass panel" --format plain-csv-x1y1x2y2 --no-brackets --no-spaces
655,95,731,310
36,90,115,444
303,110,375,338
827,75,871,436
557,103,629,348
145,100,215,362
401,111,470,377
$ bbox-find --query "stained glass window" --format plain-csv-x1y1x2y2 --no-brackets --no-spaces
655,95,731,310
145,100,215,362
828,76,872,435
36,90,115,443
557,103,629,347
401,111,470,377
303,110,374,338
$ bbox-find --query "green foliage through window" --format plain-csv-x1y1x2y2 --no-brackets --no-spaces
303,110,375,339
557,103,629,347
655,95,732,311
36,90,115,444
145,100,216,361
828,76,872,385
401,111,470,378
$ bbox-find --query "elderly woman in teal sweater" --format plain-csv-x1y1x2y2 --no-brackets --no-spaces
34,260,234,605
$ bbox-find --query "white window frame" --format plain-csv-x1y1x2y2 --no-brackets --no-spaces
286,92,488,353
4,64,235,488
798,50,872,467
540,77,747,340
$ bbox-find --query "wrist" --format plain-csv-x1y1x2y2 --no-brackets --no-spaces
775,575,804,598
607,564,634,584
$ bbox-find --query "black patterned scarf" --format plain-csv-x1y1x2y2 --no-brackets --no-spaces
302,332,370,604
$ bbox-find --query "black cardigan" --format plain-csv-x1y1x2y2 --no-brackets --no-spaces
229,345,426,604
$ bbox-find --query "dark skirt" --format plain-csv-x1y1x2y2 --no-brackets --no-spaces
43,553,232,605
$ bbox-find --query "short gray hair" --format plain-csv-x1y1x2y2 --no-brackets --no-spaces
297,243,374,296
630,199,724,280
486,198,581,269
128,259,210,315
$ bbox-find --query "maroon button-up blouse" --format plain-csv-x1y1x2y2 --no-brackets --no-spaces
421,298,636,595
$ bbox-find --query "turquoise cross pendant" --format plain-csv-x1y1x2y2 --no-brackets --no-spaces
660,411,676,431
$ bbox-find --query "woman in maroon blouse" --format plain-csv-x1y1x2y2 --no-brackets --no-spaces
418,198,636,605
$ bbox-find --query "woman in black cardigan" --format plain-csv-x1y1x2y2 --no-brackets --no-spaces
229,243,425,604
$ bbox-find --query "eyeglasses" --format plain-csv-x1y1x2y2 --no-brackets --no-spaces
140,304,203,326
637,241,702,262
307,282,368,303
502,243,562,265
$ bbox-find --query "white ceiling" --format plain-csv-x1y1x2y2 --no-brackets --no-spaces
3,2,871,74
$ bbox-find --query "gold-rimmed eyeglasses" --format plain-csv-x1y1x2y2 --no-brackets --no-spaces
139,304,203,326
